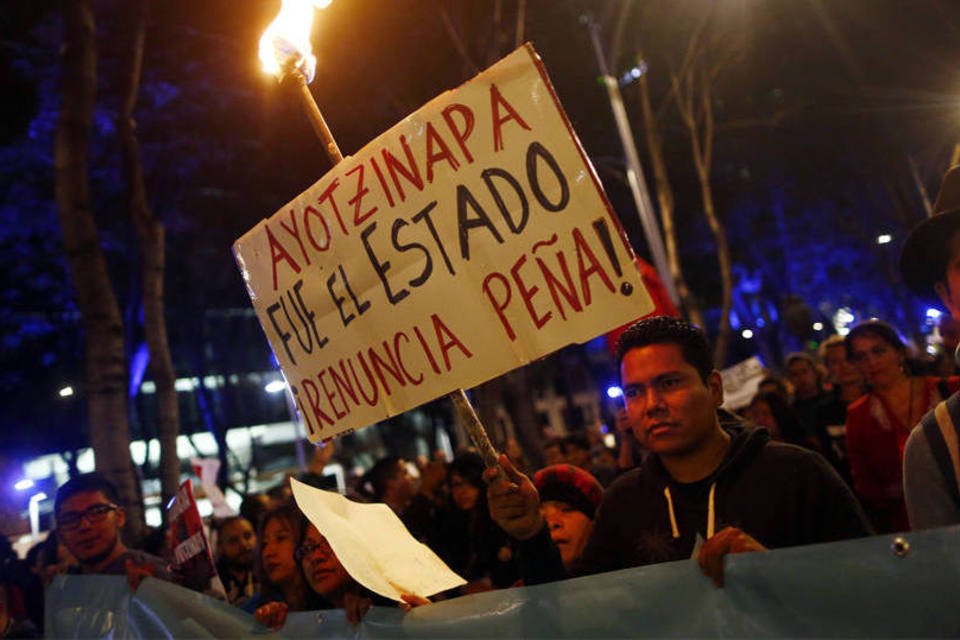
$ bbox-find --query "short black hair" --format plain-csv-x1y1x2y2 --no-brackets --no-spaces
562,434,590,452
615,316,713,382
362,456,403,500
211,515,249,537
54,472,120,516
757,375,789,399
239,493,271,530
543,437,564,451
448,451,485,490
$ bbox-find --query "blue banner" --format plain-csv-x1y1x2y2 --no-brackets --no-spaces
45,526,960,638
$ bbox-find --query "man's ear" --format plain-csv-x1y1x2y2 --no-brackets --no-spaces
115,506,127,529
707,370,724,407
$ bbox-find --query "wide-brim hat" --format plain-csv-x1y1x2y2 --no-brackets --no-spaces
900,165,960,293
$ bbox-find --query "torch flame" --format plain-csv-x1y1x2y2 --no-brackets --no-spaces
258,0,332,83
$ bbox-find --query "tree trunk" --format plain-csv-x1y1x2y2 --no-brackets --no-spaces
117,0,181,516
474,377,506,449
501,368,544,469
673,30,735,368
636,66,704,327
696,164,733,368
55,0,143,538
688,79,733,368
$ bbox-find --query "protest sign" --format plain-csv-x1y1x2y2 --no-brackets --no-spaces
290,478,465,601
167,479,225,598
720,356,765,410
233,44,652,442
189,457,234,518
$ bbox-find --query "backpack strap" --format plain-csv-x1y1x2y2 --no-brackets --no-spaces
926,394,960,508
937,377,951,402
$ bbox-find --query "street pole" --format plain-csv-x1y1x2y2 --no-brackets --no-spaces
587,20,680,308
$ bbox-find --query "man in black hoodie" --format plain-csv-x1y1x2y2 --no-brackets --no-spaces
487,317,872,587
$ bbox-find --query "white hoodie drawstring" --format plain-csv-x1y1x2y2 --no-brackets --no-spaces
663,487,680,538
706,482,716,539
663,482,717,540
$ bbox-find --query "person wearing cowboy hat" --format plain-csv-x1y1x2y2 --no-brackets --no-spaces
900,164,960,529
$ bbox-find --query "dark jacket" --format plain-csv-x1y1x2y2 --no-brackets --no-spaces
516,422,873,585
431,500,518,589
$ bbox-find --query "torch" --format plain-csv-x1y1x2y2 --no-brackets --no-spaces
259,1,503,472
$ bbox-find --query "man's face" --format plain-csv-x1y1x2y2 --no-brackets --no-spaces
620,343,722,458
935,232,960,319
57,490,125,565
757,381,784,399
388,460,417,502
564,446,591,470
747,399,777,433
786,359,819,399
219,518,256,568
823,344,862,388
939,316,960,352
540,500,593,569
543,444,565,466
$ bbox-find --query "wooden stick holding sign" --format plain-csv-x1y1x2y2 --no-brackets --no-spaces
246,7,654,478
262,13,501,473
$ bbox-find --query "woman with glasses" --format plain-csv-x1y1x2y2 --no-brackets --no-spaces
844,320,960,532
255,519,427,630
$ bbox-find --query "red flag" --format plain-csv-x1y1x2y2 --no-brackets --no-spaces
604,257,679,355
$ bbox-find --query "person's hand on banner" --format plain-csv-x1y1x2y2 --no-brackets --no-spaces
485,454,544,541
344,592,374,625
125,559,155,592
399,593,431,611
255,601,289,630
697,527,767,588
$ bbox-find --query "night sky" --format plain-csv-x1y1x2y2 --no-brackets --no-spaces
3,0,960,454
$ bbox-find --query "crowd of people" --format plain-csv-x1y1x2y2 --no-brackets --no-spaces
3,167,960,636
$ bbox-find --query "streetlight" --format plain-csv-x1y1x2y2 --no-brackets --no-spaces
58,385,74,398
28,492,47,537
876,234,892,245
585,17,680,309
264,380,287,394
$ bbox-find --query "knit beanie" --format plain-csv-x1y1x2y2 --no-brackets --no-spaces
533,464,603,519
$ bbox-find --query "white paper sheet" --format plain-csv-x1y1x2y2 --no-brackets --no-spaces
290,478,466,601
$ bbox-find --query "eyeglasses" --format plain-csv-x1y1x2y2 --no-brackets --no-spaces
58,503,119,532
295,540,332,563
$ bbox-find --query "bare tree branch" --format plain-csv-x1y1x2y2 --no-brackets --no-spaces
440,7,479,74
515,0,526,49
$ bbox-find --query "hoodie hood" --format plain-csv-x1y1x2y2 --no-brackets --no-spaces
644,420,770,488
644,420,771,540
